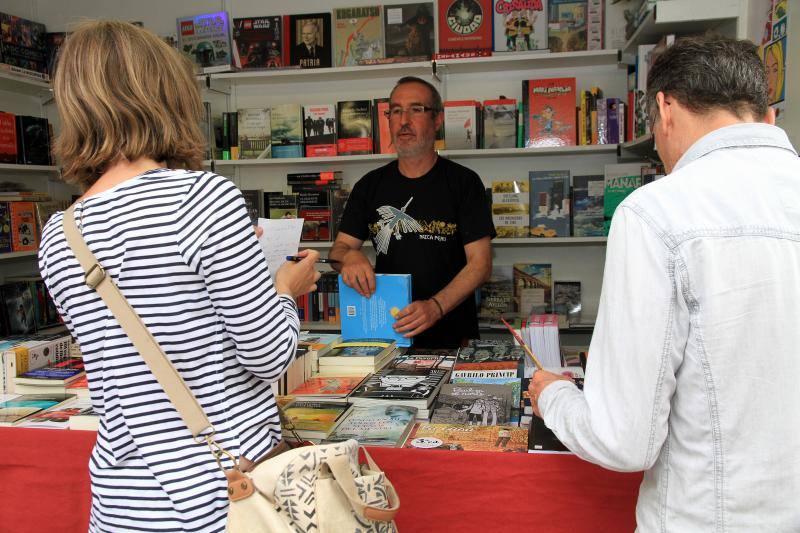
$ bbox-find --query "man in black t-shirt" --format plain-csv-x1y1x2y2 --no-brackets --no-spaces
331,76,495,348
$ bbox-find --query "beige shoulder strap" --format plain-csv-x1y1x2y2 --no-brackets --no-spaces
62,205,212,437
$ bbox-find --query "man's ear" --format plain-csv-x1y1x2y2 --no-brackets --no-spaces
433,110,444,131
764,106,777,125
656,91,671,127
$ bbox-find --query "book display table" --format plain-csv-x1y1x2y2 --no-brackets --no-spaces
0,427,641,532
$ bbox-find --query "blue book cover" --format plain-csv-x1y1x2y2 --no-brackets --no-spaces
338,274,413,347
571,174,604,237
529,170,571,237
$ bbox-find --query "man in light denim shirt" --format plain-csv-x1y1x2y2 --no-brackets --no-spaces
530,36,800,531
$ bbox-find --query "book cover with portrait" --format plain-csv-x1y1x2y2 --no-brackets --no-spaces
288,13,332,68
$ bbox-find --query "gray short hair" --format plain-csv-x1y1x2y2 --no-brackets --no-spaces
646,35,769,124
390,76,443,114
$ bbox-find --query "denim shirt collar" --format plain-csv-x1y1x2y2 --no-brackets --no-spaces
673,123,798,172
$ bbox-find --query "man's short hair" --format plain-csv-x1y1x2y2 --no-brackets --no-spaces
646,34,769,123
390,76,443,114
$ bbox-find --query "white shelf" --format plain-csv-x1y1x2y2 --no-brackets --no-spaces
300,321,340,331
437,49,621,74
207,145,617,168
203,49,621,87
623,4,740,56
0,163,60,174
0,250,38,261
620,134,658,160
493,237,607,246
0,67,51,95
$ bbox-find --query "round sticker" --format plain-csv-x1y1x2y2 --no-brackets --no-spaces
410,437,443,449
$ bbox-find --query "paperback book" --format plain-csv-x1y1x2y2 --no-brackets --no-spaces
348,366,449,410
404,422,528,452
265,192,298,219
288,13,333,68
325,404,418,447
571,174,604,237
288,376,365,403
372,98,395,154
237,108,271,159
431,383,513,425
548,0,588,52
390,349,457,371
270,104,304,158
553,281,581,327
339,273,412,347
477,265,514,324
513,263,552,316
333,6,384,66
492,179,529,238
443,100,479,150
523,77,576,148
282,400,350,440
0,14,48,76
0,112,17,164
303,104,337,157
603,162,643,234
528,170,570,237
0,393,75,426
337,100,373,155
15,116,51,165
482,98,517,149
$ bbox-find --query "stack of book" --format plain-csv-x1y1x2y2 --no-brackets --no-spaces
0,393,76,426
281,400,351,442
0,332,72,394
347,365,449,420
288,375,364,404
452,341,523,379
12,357,84,395
316,339,397,376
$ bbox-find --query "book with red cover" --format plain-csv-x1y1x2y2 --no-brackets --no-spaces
522,77,576,147
437,0,493,53
372,98,395,154
0,112,18,164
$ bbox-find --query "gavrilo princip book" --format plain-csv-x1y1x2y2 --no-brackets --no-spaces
338,273,412,347
325,404,418,447
177,11,232,74
431,383,513,426
232,16,283,69
492,0,548,52
333,6,385,67
528,170,570,237
404,422,528,452
437,0,493,53
523,77,576,147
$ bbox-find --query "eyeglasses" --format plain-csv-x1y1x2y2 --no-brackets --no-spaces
384,105,437,120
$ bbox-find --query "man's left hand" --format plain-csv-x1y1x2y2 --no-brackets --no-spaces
392,299,442,338
529,370,573,418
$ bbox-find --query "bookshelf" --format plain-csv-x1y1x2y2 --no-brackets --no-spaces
0,251,39,261
0,67,51,95
0,163,60,174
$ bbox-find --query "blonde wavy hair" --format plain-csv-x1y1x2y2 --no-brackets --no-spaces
53,20,205,189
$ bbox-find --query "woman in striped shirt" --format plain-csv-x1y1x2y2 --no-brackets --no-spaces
38,21,319,532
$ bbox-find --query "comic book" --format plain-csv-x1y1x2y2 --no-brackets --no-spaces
232,16,283,69
492,0,547,52
522,77,576,147
333,6,384,66
177,11,232,74
431,383,513,425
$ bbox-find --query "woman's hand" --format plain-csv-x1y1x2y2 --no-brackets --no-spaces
274,249,321,298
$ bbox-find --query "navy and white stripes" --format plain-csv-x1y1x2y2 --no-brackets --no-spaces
39,169,298,532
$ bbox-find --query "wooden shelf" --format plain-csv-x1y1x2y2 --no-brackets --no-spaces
0,250,38,261
206,145,617,168
622,3,740,57
0,67,51,95
0,163,60,174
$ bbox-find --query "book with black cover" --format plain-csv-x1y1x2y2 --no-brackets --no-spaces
528,414,569,452
15,116,51,165
348,366,449,409
383,3,435,60
0,13,48,76
232,16,283,69
288,13,332,68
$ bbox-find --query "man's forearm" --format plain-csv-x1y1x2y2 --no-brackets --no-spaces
432,255,490,314
328,241,353,272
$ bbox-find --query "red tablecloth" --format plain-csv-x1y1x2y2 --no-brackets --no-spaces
0,427,642,532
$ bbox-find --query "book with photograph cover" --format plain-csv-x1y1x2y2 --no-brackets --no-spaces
265,192,298,219
303,104,337,157
478,265,514,324
281,400,350,440
0,393,75,426
270,104,304,158
404,422,528,452
383,3,435,61
337,100,373,155
232,16,283,69
325,404,418,447
482,98,517,149
237,108,271,159
289,13,332,68
522,77,576,147
431,383,513,425
493,0,547,52
0,13,48,76
438,0,493,53
457,341,524,365
548,0,588,53
177,11,232,74
451,376,522,419
333,6,384,66
553,281,581,327
513,263,552,316
571,174,604,237
529,170,570,237
297,190,331,241
443,100,479,150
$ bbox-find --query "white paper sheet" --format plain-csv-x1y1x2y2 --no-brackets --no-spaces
257,217,304,277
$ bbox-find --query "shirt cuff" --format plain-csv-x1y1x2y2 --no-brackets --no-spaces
538,379,580,424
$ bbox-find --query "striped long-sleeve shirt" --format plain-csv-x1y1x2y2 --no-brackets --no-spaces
38,169,299,532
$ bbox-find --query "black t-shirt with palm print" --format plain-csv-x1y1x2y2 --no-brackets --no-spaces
338,157,495,348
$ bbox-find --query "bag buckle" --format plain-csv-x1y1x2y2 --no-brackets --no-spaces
85,263,106,289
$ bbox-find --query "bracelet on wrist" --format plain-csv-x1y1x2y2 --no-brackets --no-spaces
430,296,445,318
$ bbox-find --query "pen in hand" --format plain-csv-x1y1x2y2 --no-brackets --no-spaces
286,255,341,265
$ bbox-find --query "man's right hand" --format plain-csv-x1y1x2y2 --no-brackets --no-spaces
340,249,376,298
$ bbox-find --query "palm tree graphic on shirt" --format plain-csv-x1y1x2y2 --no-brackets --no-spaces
374,197,423,255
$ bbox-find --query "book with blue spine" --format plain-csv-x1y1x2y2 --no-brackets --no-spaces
338,273,413,347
